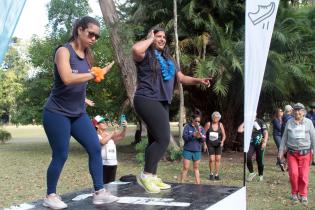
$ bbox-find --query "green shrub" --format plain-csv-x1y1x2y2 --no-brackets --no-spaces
166,147,182,161
0,129,12,144
134,138,148,166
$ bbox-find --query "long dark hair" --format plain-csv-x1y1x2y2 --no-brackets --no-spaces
147,26,174,79
69,16,100,67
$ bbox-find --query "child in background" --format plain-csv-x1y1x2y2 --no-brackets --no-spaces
92,115,127,184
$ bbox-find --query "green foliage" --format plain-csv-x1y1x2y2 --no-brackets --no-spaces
0,129,12,144
0,44,29,123
134,138,148,166
9,1,127,125
166,147,182,161
48,0,91,35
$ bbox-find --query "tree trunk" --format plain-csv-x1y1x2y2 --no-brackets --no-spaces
98,0,137,106
173,0,185,147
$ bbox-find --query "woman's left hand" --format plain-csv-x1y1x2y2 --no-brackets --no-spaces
261,142,266,150
85,98,95,107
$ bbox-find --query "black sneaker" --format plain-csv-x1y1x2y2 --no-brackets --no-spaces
209,174,214,180
214,175,220,180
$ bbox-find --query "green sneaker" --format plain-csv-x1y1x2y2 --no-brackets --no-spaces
137,176,160,193
152,177,171,190
246,172,256,182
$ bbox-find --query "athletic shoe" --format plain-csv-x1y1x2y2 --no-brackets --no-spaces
137,176,160,193
291,194,299,204
258,175,263,182
92,189,119,205
43,193,68,209
152,177,171,190
209,174,214,181
214,175,220,181
300,196,308,206
246,172,256,182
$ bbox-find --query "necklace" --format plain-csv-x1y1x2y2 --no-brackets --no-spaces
154,50,175,81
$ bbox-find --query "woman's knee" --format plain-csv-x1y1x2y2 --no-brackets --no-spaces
209,156,215,162
215,155,221,161
53,152,68,163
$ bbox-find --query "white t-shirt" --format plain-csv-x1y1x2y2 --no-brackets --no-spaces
98,134,117,166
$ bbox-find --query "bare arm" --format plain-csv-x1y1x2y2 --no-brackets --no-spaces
132,31,154,62
111,121,128,142
55,47,114,85
261,130,268,150
220,123,226,146
99,132,113,145
176,71,211,86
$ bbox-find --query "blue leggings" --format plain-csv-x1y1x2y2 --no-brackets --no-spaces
43,109,103,194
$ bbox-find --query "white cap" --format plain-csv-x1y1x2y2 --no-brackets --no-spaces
284,105,293,112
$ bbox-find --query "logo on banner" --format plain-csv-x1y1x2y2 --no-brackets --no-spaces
248,2,276,30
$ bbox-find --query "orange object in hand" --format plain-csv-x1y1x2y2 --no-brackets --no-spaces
91,67,104,83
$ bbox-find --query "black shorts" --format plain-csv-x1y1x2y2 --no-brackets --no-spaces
208,145,222,156
103,165,117,184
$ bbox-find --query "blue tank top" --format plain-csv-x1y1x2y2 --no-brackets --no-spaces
44,43,89,117
134,49,178,104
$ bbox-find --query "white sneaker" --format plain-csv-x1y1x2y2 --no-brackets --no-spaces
246,172,256,182
92,188,119,205
259,175,263,182
43,193,68,209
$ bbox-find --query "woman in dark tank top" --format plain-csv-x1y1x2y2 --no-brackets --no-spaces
204,111,226,181
42,16,117,209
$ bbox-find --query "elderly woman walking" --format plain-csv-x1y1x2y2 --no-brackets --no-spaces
279,103,315,206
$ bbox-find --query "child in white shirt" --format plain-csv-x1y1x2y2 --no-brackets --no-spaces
92,115,127,184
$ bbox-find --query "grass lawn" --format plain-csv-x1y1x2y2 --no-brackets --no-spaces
0,125,315,209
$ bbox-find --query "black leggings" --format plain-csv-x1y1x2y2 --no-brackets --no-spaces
134,96,170,174
103,165,117,184
247,143,265,176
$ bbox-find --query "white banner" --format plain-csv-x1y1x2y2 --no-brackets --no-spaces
244,0,279,152
0,0,26,64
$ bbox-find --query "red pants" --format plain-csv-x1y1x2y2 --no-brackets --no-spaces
287,151,311,197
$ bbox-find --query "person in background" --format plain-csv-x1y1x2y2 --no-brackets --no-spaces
180,112,206,184
238,117,268,182
272,108,283,168
92,115,127,184
132,26,210,193
279,103,315,206
204,111,226,181
281,105,294,136
306,102,315,165
42,16,117,209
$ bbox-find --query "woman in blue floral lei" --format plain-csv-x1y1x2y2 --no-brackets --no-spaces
131,26,211,193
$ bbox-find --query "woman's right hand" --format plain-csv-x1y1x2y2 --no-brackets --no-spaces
146,30,155,40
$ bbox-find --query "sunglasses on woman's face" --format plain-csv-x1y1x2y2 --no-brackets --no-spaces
87,31,100,40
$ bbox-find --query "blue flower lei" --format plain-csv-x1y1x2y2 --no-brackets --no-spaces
154,50,175,81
